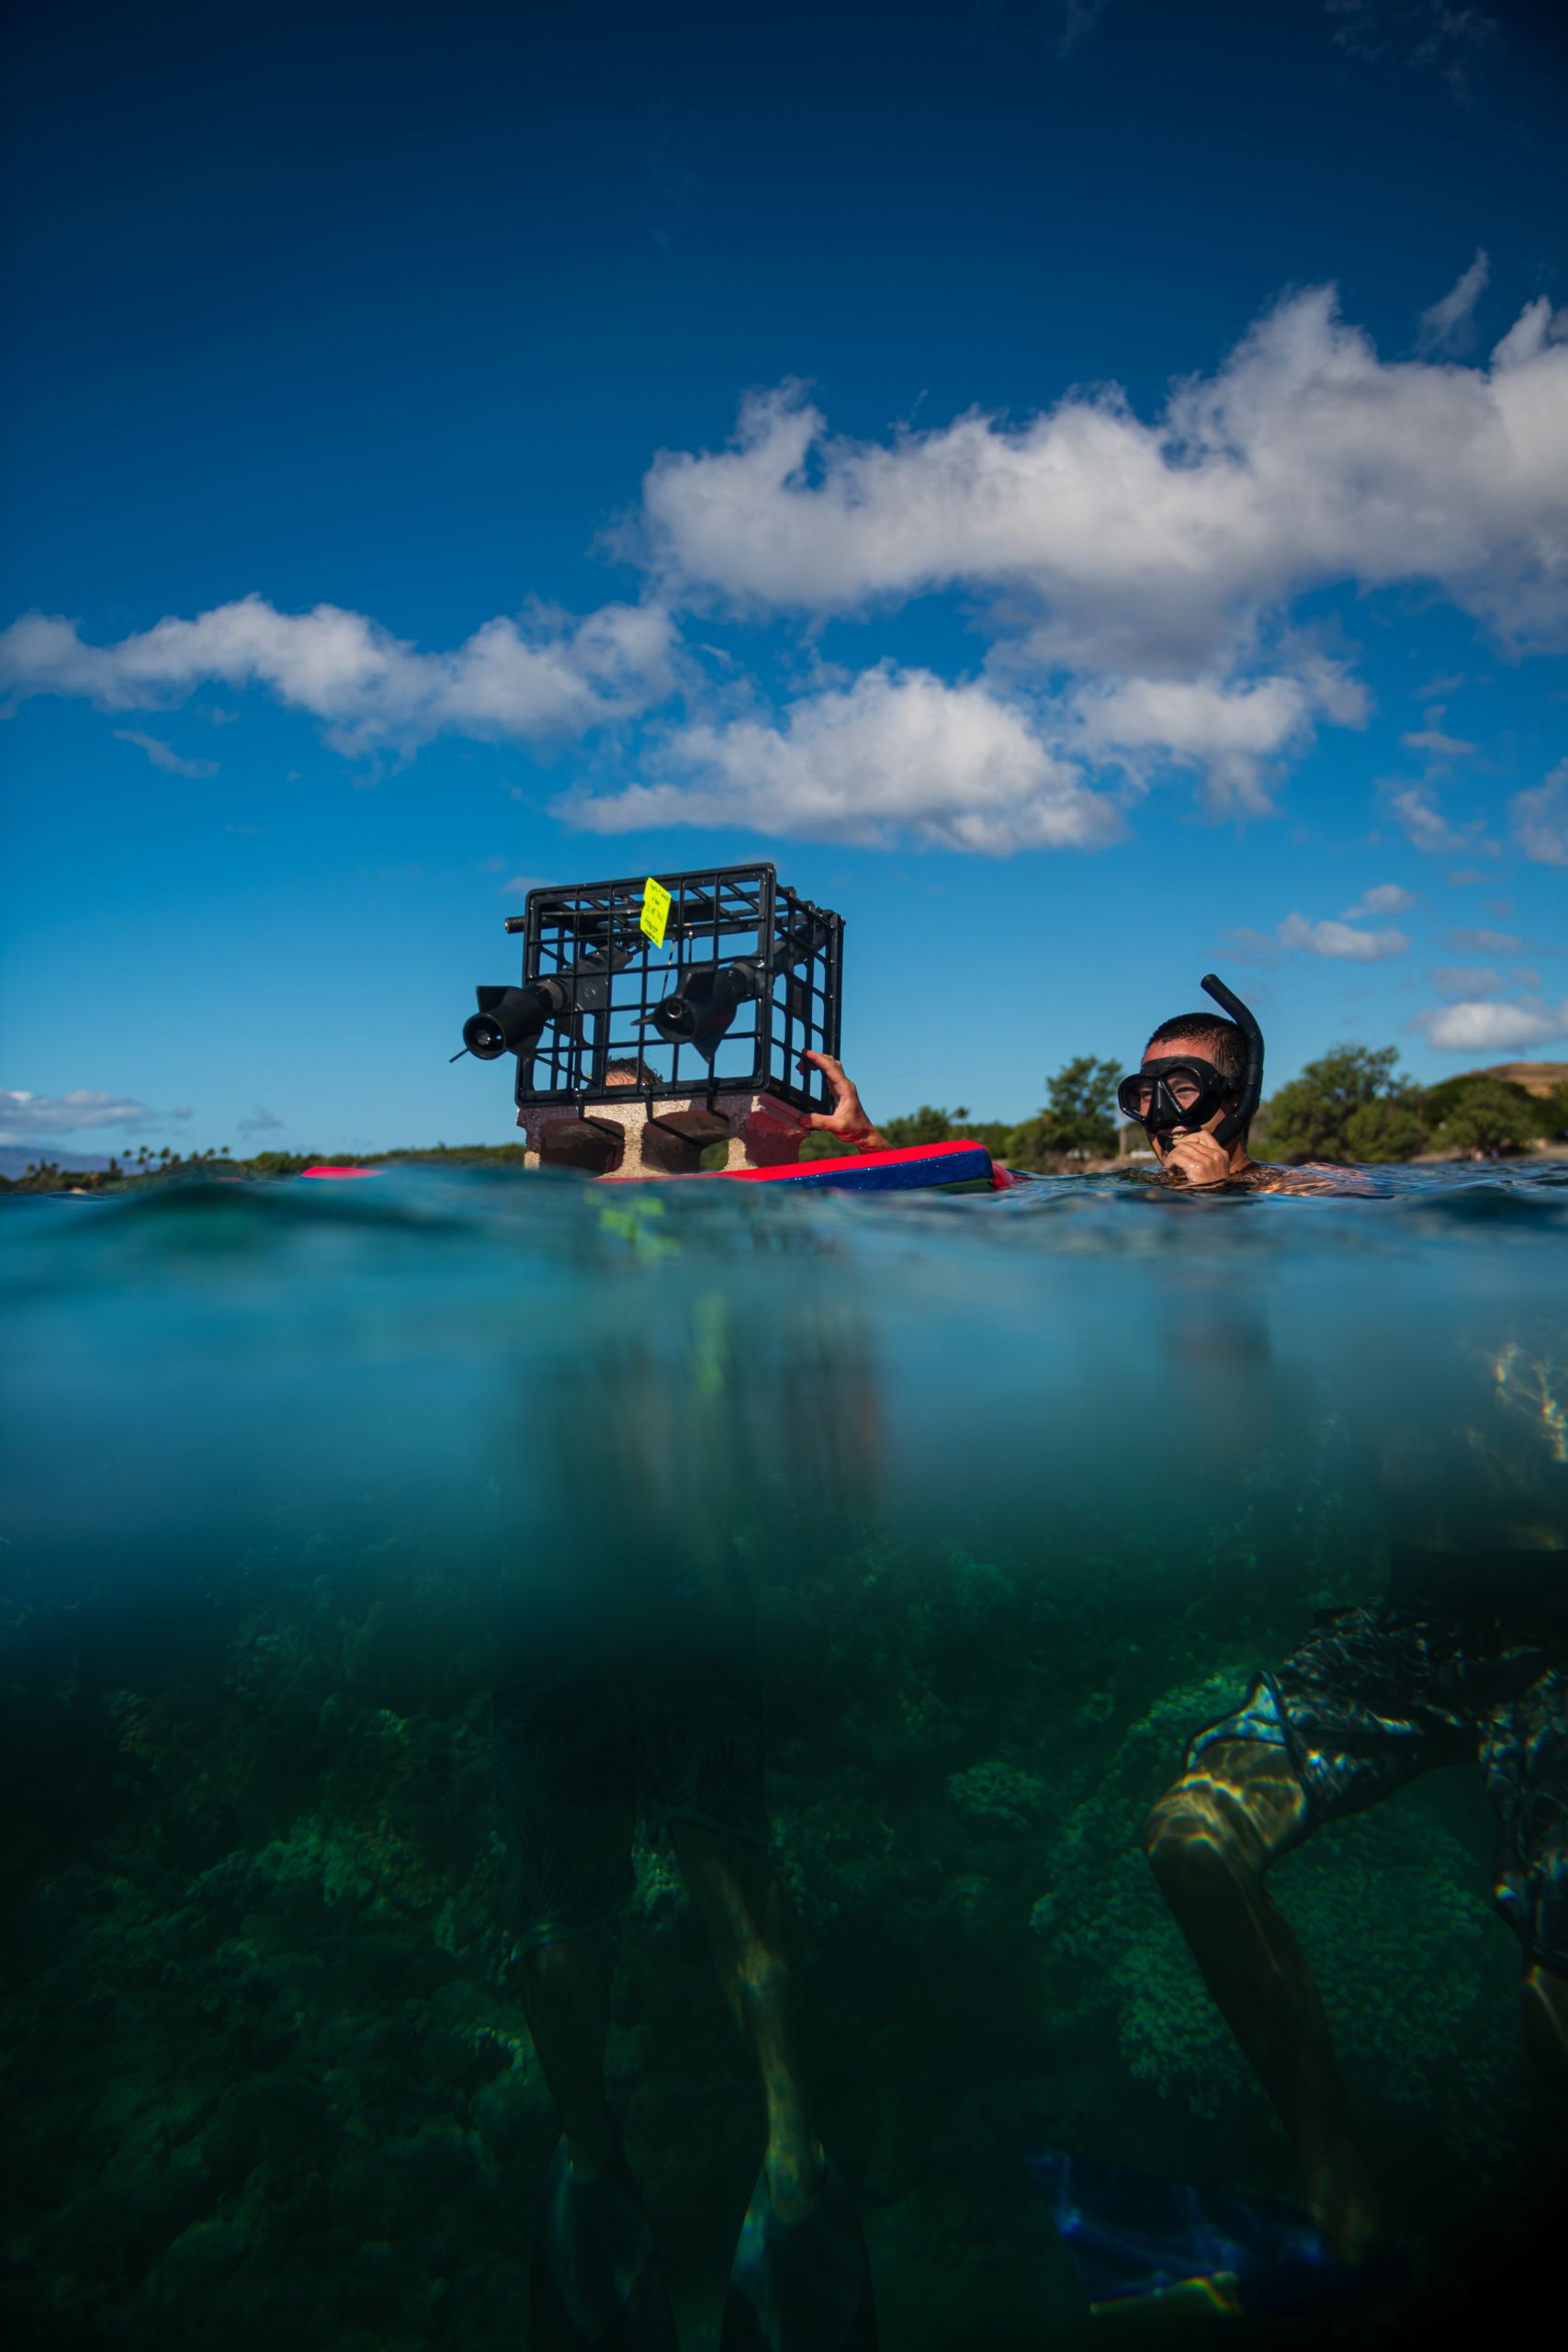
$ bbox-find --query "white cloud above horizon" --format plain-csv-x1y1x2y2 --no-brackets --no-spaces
1400,725,1475,758
559,665,1122,854
114,729,220,779
1,596,676,753
1446,925,1525,955
635,286,1568,667
1323,3,1499,102
1511,759,1568,866
1417,248,1490,355
1414,996,1568,1052
1066,665,1364,813
1344,882,1416,916
3,277,1565,857
1427,965,1506,998
0,1088,193,1139
1279,911,1410,961
1389,783,1499,857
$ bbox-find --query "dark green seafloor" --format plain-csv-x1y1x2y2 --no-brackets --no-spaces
3,1166,1564,2348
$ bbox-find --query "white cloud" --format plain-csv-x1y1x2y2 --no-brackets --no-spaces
1068,668,1360,813
1428,965,1506,997
560,665,1121,854
637,286,1568,666
0,595,675,752
1321,4,1497,102
1400,726,1474,757
1446,925,1525,954
114,729,220,779
0,1089,193,1139
1417,249,1490,355
1390,784,1497,857
1415,996,1568,1052
1344,882,1416,915
1490,297,1568,375
5,276,1562,861
1219,927,1283,967
1279,912,1410,961
1511,758,1568,866
237,1106,284,1136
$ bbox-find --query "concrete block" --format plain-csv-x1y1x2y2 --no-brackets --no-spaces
517,1090,806,1177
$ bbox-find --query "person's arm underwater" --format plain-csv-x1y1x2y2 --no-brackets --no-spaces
796,1053,889,1152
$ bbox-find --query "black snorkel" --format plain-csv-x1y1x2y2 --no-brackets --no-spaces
1199,972,1264,1148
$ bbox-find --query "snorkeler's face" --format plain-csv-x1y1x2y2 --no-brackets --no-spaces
1131,1037,1231,1161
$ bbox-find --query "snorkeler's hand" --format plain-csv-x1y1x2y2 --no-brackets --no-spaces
1160,1128,1235,1187
798,1053,887,1151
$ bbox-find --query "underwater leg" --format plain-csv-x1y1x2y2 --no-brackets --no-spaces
1143,1741,1390,2267
669,1819,877,2350
520,1928,627,2185
1520,1962,1568,2098
521,1932,678,2349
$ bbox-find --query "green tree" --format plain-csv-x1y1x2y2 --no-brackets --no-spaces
1042,1055,1121,1154
1342,1096,1427,1163
1254,1043,1424,1164
235,1150,318,1179
1427,1077,1535,1155
882,1103,969,1147
1005,1055,1121,1168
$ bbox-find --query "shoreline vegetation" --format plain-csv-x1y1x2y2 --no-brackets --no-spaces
6,1048,1566,1195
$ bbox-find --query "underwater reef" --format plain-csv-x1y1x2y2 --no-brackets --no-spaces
3,1500,1561,2351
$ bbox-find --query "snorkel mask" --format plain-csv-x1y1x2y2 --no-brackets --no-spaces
1116,973,1266,1148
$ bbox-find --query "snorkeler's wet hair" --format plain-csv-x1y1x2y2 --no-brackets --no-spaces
1143,1013,1247,1088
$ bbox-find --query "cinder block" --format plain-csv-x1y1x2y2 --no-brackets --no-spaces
518,1090,805,1176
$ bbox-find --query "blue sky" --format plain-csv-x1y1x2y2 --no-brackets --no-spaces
2,0,1565,1155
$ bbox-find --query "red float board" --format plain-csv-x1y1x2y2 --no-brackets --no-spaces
602,1139,1009,1192
301,1143,1015,1193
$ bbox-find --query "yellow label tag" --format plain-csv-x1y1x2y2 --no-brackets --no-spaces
640,876,671,946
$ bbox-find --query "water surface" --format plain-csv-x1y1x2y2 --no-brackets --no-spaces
3,1164,1564,2347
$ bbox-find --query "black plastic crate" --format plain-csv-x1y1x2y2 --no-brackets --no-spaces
464,862,844,1116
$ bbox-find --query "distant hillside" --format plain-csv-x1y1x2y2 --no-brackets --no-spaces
0,1146,115,1182
1474,1062,1568,1099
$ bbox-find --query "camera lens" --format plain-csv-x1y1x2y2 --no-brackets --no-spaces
463,1012,507,1059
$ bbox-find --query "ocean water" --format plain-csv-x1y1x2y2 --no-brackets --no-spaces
3,1162,1565,2349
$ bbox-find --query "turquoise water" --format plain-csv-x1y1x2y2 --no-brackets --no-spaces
3,1163,1565,2347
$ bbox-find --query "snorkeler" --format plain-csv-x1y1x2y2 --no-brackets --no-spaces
1066,984,1568,2312
497,1219,878,2351
1116,973,1369,1194
1019,980,1568,2318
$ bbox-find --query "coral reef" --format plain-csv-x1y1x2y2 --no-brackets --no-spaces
1,1510,1554,2349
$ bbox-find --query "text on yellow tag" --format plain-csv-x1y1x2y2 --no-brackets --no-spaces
640,876,671,947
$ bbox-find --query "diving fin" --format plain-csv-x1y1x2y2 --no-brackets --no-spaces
527,2139,679,2351
1021,2143,1393,2318
719,2159,879,2352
